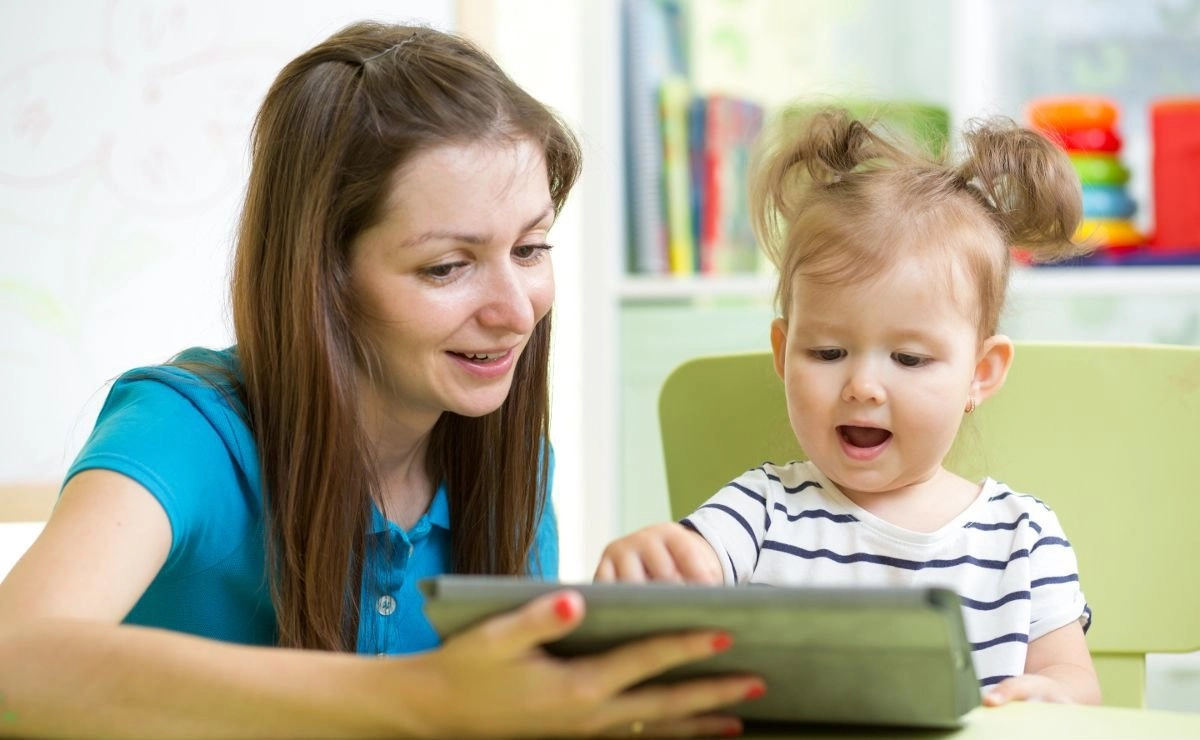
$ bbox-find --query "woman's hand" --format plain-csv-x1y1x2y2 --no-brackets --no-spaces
593,523,723,585
402,588,763,738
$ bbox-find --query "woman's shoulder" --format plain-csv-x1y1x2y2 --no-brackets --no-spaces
97,346,253,458
118,345,240,388
112,346,245,413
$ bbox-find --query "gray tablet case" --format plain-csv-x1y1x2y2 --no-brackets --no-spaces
420,577,980,729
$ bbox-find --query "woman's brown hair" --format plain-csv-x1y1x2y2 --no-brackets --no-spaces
750,107,1086,338
229,22,581,651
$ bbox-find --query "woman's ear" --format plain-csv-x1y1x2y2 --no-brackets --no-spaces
972,335,1015,404
770,318,789,380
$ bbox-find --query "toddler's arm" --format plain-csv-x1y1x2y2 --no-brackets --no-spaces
594,523,723,584
982,620,1101,706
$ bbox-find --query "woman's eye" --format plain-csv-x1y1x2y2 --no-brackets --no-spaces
893,352,927,367
513,243,552,261
809,348,845,361
421,262,461,280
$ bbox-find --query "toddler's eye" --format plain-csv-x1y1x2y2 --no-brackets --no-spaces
809,348,845,361
893,352,928,367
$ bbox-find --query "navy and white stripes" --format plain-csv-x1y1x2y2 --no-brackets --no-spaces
683,460,1091,694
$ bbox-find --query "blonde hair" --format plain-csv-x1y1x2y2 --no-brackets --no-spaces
750,107,1086,338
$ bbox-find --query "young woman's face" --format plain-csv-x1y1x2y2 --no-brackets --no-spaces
770,257,984,502
349,139,555,430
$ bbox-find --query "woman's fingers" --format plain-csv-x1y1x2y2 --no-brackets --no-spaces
598,713,744,739
596,674,763,737
446,588,584,661
432,593,763,737
576,628,754,701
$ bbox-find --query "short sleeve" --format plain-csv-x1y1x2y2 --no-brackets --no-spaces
1027,506,1091,640
66,374,257,574
681,466,774,585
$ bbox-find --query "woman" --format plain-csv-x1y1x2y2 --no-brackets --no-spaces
0,22,761,739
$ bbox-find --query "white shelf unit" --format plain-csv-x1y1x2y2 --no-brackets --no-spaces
619,266,1200,302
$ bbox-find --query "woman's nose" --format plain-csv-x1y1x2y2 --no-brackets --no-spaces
476,264,536,333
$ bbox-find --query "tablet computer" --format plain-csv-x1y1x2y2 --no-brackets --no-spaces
420,577,980,729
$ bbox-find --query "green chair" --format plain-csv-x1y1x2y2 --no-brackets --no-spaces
659,342,1200,708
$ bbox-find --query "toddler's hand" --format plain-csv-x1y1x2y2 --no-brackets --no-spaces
593,523,723,584
983,674,1077,706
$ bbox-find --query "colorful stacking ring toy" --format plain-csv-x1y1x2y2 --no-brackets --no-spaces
1081,184,1137,219
1074,218,1143,249
1056,127,1122,153
1070,153,1129,186
1028,97,1118,132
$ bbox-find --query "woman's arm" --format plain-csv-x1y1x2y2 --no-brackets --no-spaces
0,472,761,738
0,470,170,626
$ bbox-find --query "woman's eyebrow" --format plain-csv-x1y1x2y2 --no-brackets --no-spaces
399,205,555,249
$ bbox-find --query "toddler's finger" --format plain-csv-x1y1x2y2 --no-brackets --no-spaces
667,540,722,584
640,540,684,582
594,558,617,583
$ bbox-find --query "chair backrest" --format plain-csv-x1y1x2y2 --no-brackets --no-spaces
659,342,1200,708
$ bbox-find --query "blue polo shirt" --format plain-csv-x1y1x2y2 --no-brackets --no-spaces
67,347,558,654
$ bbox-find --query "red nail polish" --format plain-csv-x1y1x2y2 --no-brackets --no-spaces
744,684,767,701
553,594,577,622
711,632,733,652
721,723,743,737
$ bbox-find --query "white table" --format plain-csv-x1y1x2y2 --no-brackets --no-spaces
0,521,44,580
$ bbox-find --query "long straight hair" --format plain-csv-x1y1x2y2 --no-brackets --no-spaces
230,22,581,651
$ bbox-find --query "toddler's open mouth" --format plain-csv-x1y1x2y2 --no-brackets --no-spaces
838,425,892,448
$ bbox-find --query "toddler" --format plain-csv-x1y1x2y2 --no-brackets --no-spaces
596,108,1100,706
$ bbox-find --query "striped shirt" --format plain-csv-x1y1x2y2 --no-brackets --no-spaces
682,460,1091,690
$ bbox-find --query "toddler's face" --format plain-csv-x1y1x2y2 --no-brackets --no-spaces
770,258,982,503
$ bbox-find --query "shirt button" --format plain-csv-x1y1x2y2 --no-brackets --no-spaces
376,594,397,616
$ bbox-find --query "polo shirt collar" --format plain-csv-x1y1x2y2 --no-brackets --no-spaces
367,481,451,535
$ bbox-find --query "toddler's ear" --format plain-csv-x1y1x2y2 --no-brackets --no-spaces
972,335,1015,403
770,318,789,380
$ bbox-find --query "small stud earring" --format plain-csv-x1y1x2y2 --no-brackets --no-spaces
965,397,976,414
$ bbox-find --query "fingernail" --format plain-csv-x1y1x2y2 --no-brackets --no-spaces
553,594,577,622
721,722,743,737
744,683,767,701
712,632,734,653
